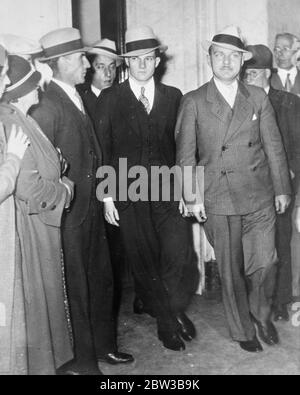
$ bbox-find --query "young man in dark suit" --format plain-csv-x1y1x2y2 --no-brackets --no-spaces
176,26,291,353
31,28,133,375
95,25,199,352
243,44,300,321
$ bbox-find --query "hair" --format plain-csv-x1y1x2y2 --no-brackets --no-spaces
275,33,299,49
44,58,59,75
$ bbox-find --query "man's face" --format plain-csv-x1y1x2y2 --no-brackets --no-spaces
274,36,296,70
0,60,10,97
126,51,160,84
64,52,90,85
92,54,117,90
208,45,244,84
243,68,267,88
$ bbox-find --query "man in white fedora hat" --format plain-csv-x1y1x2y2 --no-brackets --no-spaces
31,27,133,375
95,25,199,352
77,38,123,119
176,25,291,352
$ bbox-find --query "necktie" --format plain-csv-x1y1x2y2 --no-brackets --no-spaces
75,90,86,114
285,73,292,92
139,86,151,114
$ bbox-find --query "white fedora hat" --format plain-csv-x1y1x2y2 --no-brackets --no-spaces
202,25,253,61
88,38,123,66
121,25,167,57
0,34,43,57
38,27,90,61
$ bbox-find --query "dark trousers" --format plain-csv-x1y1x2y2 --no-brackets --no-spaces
274,201,293,305
118,200,199,333
204,205,277,341
62,199,116,370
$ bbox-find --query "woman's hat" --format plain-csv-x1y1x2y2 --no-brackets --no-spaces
3,55,41,101
244,45,275,71
0,34,43,57
88,38,123,66
38,27,90,61
202,25,253,61
121,25,168,57
0,44,7,68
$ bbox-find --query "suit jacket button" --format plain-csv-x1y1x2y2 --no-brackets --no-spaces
222,145,227,151
87,174,91,179
221,170,226,176
248,142,253,147
51,204,57,211
41,202,47,208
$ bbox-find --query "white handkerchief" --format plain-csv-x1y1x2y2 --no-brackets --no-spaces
252,114,257,121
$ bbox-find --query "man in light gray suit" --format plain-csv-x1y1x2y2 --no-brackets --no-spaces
176,26,291,353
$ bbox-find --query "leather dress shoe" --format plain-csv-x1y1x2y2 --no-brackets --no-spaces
176,312,196,341
273,304,289,321
97,351,134,365
239,336,263,353
254,319,279,346
158,330,185,351
133,297,156,317
56,362,102,375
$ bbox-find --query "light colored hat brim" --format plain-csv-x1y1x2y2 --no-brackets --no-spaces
202,40,253,61
87,48,123,66
37,46,91,62
121,45,168,57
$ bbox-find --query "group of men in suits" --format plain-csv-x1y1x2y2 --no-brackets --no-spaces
16,22,300,373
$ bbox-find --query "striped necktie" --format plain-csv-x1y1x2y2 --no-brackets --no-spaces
139,86,151,114
284,73,292,92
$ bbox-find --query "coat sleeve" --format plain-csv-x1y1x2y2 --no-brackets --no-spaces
0,153,21,204
30,98,59,146
259,94,291,196
15,145,67,215
175,94,203,207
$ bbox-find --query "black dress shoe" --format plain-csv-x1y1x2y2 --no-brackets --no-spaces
239,336,263,353
56,362,102,375
158,330,185,351
254,319,279,345
98,351,134,365
133,297,156,317
176,312,196,341
273,304,289,321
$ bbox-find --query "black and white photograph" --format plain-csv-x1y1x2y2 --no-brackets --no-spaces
0,0,299,377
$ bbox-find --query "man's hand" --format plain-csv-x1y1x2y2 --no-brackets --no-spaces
7,124,30,160
104,200,120,227
179,198,189,217
275,194,291,214
187,203,207,223
294,207,300,232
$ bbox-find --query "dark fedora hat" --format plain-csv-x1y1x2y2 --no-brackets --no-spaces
3,55,41,101
38,27,90,61
244,44,275,71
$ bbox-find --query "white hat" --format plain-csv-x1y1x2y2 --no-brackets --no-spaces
88,39,123,66
202,25,253,61
121,25,167,57
0,34,43,57
39,27,90,61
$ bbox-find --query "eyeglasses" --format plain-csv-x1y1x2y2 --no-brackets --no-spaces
244,70,264,79
273,46,296,54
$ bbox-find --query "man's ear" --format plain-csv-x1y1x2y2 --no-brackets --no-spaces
207,54,212,68
155,57,161,68
125,58,129,67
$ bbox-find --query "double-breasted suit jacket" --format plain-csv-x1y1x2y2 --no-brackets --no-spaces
176,79,291,215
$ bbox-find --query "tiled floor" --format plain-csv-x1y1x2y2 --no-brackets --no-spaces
98,288,300,375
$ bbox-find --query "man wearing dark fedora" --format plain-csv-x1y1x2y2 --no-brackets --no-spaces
243,44,300,321
176,26,291,352
77,38,122,120
31,27,133,375
95,25,199,352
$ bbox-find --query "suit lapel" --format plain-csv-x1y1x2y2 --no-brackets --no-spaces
151,83,170,140
223,82,253,142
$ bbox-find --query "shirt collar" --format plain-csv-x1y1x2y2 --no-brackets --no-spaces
129,76,155,99
91,84,101,97
264,85,270,94
213,77,238,92
277,66,297,80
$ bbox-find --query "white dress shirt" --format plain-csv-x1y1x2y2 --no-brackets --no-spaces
52,78,85,113
214,78,238,108
277,66,297,87
91,84,101,97
129,76,155,111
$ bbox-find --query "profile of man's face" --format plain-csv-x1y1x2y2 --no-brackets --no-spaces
92,54,117,90
208,45,244,84
274,36,295,70
126,51,160,84
64,52,90,86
